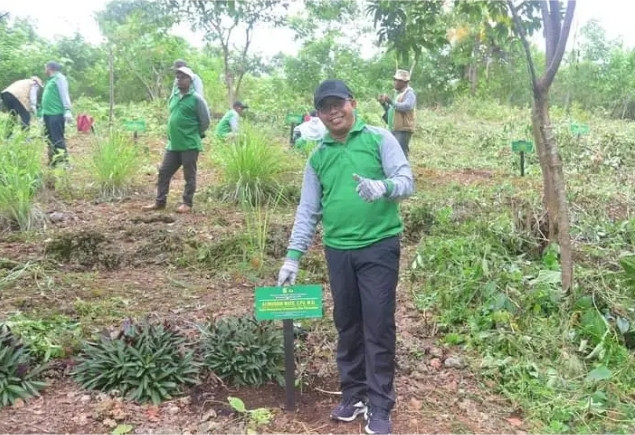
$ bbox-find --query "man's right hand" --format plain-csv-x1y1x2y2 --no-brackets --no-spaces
277,258,299,286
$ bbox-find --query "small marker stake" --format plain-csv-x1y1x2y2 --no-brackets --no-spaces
511,140,534,177
254,285,323,412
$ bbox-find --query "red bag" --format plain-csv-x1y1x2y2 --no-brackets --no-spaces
77,114,94,133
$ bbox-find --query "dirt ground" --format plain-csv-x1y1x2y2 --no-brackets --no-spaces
0,135,527,434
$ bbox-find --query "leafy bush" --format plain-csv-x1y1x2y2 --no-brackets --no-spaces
0,131,45,231
0,324,47,407
6,313,82,362
201,316,283,386
210,124,291,205
73,320,199,404
88,131,142,198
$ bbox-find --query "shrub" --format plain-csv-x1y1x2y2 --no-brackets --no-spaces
211,124,290,205
73,320,199,404
0,131,45,231
201,316,283,386
88,131,142,198
0,324,47,407
5,313,82,362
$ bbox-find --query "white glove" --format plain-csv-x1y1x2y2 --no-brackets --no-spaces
64,111,74,124
353,174,387,202
277,258,299,286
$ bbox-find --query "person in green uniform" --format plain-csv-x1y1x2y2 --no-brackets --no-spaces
214,101,248,140
277,79,414,435
41,61,73,165
142,66,210,214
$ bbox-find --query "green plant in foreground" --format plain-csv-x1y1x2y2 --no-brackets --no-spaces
0,324,47,407
228,396,274,431
0,132,45,231
73,320,199,404
88,131,142,198
201,316,283,386
211,124,289,205
6,313,82,362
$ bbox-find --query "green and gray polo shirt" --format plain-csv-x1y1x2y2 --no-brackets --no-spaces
286,117,414,259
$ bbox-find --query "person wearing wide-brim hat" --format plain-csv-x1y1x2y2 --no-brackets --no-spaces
0,75,43,137
378,69,416,158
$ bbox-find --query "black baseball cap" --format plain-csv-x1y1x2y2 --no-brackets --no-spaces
314,79,354,109
233,101,249,109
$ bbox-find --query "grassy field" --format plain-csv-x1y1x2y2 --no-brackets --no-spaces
0,99,633,433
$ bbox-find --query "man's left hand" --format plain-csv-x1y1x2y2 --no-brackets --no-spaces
64,111,74,124
353,174,387,202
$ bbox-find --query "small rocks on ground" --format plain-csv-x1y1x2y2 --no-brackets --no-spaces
444,356,466,369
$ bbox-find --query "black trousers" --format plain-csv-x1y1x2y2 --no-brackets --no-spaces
156,149,199,207
43,114,67,165
325,235,400,412
1,92,30,136
392,130,412,159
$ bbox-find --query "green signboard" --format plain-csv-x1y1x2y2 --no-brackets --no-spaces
255,285,323,320
511,140,534,153
284,113,304,125
123,120,147,132
570,122,590,135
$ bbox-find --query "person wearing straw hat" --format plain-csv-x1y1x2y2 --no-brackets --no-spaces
1,76,43,137
378,69,416,158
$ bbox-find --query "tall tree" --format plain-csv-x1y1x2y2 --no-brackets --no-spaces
166,0,289,106
96,0,183,101
370,0,576,293
507,0,576,293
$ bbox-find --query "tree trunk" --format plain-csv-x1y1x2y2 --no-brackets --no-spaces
532,89,574,294
109,46,114,131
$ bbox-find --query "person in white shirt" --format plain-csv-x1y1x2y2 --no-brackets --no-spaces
292,110,327,149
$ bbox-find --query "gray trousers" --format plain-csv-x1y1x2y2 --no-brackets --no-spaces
324,236,400,412
391,131,412,158
156,149,199,207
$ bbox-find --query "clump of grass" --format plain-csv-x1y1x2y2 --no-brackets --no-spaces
88,130,142,198
0,130,46,231
211,124,290,205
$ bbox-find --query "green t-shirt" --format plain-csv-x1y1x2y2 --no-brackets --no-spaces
214,109,238,139
306,118,403,249
166,89,210,151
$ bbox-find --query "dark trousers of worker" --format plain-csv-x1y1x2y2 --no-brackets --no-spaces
325,235,400,412
392,130,412,159
43,114,67,165
1,92,30,137
156,150,199,207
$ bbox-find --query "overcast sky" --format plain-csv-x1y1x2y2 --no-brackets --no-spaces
5,0,635,57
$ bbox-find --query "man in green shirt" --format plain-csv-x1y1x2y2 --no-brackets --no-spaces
277,79,414,435
142,66,210,214
214,101,248,139
41,61,73,165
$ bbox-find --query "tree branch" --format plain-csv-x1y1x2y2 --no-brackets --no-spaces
539,2,554,62
507,0,539,92
542,0,575,88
